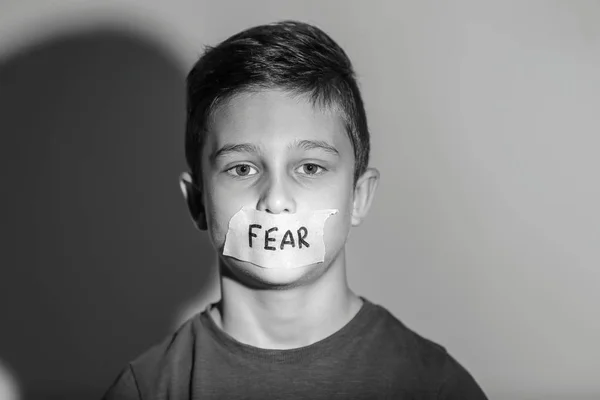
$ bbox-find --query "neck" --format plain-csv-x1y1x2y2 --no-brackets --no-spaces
211,251,363,349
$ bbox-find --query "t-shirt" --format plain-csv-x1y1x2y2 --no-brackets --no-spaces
102,297,487,399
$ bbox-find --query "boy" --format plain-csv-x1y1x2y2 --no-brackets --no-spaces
103,20,487,399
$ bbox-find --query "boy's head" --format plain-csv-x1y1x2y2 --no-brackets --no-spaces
185,20,370,186
181,21,379,287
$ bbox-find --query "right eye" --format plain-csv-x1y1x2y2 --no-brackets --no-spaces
226,164,258,177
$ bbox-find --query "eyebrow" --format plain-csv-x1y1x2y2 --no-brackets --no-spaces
211,143,261,161
291,139,340,157
211,139,340,162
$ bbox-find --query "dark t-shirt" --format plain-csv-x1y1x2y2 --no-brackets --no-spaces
103,298,487,399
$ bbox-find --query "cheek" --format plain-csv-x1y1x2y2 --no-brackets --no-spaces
320,211,351,266
203,187,243,249
322,191,354,253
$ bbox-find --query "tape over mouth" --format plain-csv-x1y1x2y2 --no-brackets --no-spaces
222,207,338,269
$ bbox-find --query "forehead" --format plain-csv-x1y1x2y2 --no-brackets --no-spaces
205,89,351,153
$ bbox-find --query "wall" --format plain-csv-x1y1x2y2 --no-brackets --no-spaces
1,1,599,399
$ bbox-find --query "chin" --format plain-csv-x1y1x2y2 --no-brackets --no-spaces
221,257,328,289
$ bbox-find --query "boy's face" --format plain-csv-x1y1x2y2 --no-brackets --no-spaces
188,89,376,287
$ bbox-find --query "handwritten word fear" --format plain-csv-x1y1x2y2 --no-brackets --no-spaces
248,224,310,251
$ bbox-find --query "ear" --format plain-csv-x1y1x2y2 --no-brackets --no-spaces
351,167,380,227
179,172,207,231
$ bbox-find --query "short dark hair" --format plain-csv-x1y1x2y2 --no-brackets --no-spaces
185,20,370,184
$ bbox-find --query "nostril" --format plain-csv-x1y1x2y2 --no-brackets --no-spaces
264,207,291,214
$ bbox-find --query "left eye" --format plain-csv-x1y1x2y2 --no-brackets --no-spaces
296,163,324,176
227,164,258,177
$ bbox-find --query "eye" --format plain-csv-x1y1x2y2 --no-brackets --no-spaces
297,163,325,176
227,164,258,177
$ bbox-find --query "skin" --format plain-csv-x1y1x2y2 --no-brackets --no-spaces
180,89,379,349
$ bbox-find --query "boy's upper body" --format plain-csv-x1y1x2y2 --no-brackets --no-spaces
103,298,485,400
103,21,488,399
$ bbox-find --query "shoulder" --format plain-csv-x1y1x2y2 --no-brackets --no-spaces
131,312,199,377
367,302,487,399
436,353,488,399
367,303,449,369
102,313,202,400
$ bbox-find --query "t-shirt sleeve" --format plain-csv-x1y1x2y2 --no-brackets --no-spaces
436,354,488,400
101,364,142,400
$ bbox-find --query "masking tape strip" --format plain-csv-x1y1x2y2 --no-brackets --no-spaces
223,207,338,269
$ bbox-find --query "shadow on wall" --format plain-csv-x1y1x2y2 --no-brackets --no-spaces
0,26,217,399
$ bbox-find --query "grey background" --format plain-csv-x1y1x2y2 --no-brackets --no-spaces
1,1,599,399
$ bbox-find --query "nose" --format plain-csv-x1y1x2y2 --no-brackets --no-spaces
256,175,296,214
